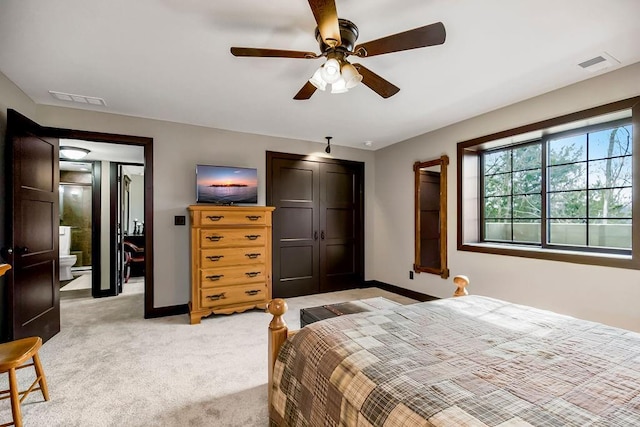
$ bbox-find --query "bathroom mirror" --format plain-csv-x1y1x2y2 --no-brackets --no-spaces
413,155,449,278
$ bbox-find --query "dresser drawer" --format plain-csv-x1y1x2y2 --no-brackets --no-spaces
201,283,268,308
200,264,266,288
196,210,267,226
200,247,266,268
200,228,267,248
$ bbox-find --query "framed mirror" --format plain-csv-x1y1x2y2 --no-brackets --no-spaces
413,155,449,278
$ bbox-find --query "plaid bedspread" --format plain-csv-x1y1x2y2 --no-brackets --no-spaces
270,295,640,426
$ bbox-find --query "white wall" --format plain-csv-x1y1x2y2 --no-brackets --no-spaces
34,105,376,308
373,62,640,332
128,174,144,234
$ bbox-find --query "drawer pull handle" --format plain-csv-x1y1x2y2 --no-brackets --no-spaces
245,289,261,296
206,292,226,301
206,255,224,262
245,272,260,278
206,215,224,221
246,215,262,221
245,235,260,240
206,274,224,281
245,253,261,259
206,235,224,242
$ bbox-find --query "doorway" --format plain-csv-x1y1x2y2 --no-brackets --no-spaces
58,141,145,300
4,110,155,342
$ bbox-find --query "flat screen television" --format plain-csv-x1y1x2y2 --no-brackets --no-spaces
196,165,258,204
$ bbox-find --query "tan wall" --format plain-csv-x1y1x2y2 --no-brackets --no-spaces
373,62,640,331
3,65,640,331
34,105,375,307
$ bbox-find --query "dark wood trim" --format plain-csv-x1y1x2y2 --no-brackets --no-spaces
108,163,118,296
144,303,188,319
142,141,155,318
458,96,640,150
266,151,366,169
457,96,640,270
363,280,438,302
90,161,107,298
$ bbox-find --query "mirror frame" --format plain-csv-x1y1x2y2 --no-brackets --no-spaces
413,154,449,278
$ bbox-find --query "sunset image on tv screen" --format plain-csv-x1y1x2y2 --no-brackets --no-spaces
196,165,258,204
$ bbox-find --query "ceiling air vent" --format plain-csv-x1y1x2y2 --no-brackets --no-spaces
49,90,107,106
578,52,620,73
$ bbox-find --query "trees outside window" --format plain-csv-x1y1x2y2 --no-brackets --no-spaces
481,121,632,252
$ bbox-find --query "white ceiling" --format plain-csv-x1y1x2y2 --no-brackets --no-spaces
1,0,639,150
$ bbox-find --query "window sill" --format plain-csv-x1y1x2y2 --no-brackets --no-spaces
459,242,638,270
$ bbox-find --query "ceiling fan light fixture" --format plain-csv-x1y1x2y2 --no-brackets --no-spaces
320,58,341,84
309,68,327,91
341,63,362,89
330,76,348,94
60,146,90,160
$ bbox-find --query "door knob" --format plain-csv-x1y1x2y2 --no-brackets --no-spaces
320,231,325,240
16,247,29,255
0,247,13,259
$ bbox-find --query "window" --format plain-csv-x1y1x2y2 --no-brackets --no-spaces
458,97,640,269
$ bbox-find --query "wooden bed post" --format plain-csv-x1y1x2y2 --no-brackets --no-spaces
453,275,469,297
268,298,289,405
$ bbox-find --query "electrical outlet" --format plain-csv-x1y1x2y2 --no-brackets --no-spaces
174,215,186,226
409,271,414,280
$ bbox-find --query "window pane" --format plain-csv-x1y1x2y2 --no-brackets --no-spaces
484,173,511,197
484,150,511,174
549,191,586,218
548,163,586,191
514,219,541,244
485,219,512,241
587,157,632,189
513,170,541,194
588,188,632,218
548,219,586,246
512,144,541,171
513,195,541,219
484,196,511,219
588,126,633,160
588,219,632,249
548,134,586,165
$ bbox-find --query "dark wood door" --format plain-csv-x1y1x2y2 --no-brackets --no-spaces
268,152,364,298
270,157,320,297
319,162,363,293
3,110,60,343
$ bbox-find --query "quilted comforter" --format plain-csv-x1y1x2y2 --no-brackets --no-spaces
270,295,640,426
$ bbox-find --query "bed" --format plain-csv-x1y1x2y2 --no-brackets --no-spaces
267,277,640,426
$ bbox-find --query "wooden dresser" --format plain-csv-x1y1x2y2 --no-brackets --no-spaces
187,205,275,324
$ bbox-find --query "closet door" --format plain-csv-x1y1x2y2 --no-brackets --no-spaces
270,157,320,297
319,162,363,293
268,152,364,298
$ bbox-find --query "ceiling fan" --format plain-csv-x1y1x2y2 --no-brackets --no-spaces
230,0,446,100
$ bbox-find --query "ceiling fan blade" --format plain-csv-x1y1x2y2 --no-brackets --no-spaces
294,81,318,100
308,0,341,47
352,64,400,98
230,47,318,59
354,22,446,57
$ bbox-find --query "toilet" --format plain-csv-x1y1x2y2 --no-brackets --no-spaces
59,226,77,281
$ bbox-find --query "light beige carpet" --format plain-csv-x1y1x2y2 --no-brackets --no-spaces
0,283,415,427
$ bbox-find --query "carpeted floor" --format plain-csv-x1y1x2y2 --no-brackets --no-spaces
0,283,415,426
